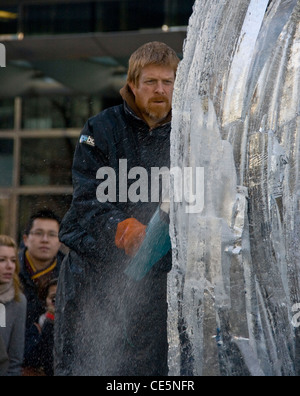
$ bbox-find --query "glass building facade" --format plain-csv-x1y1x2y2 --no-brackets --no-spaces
0,1,194,36
0,0,194,240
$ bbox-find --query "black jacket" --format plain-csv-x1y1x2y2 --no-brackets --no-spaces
19,248,63,372
55,95,172,376
19,248,63,329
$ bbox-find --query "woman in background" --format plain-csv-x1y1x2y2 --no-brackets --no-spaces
0,235,27,376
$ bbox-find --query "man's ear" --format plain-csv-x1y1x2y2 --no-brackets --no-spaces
128,81,137,96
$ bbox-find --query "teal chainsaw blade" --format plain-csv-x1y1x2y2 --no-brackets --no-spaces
124,205,171,281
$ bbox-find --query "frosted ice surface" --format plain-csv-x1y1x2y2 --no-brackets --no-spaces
168,0,300,376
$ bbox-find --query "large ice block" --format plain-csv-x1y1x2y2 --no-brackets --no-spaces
168,0,300,376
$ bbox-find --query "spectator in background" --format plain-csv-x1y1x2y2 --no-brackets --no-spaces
0,235,27,376
23,279,57,376
19,209,63,375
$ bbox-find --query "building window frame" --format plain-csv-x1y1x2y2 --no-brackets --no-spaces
0,97,80,239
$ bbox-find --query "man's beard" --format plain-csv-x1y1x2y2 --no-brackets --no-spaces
144,97,171,123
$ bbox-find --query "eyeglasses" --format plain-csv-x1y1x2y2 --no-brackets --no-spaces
29,230,59,240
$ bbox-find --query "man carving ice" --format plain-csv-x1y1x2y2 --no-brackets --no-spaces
55,42,180,376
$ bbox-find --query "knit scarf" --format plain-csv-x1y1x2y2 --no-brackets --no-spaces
0,281,15,304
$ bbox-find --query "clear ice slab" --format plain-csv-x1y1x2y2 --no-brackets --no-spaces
168,0,300,376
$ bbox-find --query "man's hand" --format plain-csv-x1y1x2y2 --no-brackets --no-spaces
115,218,147,257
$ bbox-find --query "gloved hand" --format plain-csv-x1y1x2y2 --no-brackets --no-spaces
115,218,147,257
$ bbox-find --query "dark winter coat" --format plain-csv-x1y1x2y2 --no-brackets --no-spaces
19,248,63,329
19,248,63,373
0,295,27,376
55,87,172,376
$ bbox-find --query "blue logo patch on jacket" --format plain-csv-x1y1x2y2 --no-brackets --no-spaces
80,135,95,147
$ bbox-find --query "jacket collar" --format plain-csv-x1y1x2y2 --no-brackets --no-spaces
120,84,172,130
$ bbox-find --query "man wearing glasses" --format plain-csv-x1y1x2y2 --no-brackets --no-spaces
19,209,63,375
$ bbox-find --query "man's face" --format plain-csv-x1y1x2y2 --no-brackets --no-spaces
23,219,61,264
129,64,176,128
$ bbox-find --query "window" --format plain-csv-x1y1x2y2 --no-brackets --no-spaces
0,196,12,235
166,0,195,26
0,99,15,130
95,0,165,32
0,139,14,187
22,95,103,130
22,0,194,35
0,99,80,238
0,7,18,35
20,137,77,186
23,2,95,36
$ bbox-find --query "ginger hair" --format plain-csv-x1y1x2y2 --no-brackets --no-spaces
127,42,180,86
